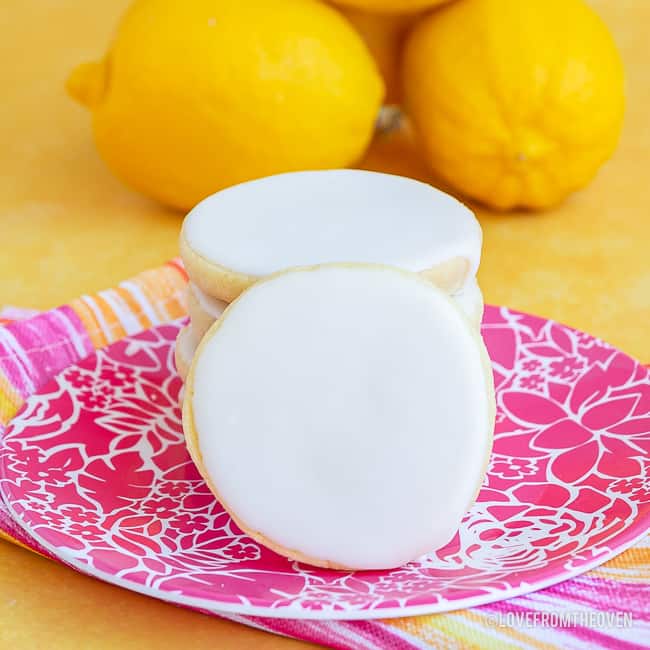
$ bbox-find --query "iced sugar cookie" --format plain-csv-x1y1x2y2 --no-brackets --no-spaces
183,264,494,570
174,325,199,382
180,170,482,303
186,283,228,340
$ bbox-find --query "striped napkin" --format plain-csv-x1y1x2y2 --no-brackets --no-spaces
1,260,649,649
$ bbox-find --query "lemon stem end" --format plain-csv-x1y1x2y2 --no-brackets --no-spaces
66,61,106,108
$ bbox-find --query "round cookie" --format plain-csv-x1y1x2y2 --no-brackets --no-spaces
183,264,494,570
186,282,228,340
180,170,482,303
174,325,199,382
452,276,484,328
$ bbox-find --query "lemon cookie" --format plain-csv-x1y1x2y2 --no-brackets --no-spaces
174,325,199,382
186,282,228,340
180,170,482,303
183,264,494,570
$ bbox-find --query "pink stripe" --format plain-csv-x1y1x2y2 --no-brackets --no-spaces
559,623,648,650
540,576,650,622
0,328,37,395
166,258,188,280
0,306,92,398
248,617,419,650
246,618,357,649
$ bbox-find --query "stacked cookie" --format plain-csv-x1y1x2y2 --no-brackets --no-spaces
177,169,484,380
177,170,494,570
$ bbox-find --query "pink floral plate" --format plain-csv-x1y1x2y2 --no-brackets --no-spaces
1,307,650,620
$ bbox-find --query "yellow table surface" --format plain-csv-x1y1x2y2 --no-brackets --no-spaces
1,0,648,648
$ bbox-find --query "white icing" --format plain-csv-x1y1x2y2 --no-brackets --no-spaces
452,276,484,326
183,170,481,277
190,282,228,319
190,265,492,570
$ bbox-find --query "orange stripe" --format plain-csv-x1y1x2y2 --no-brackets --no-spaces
69,298,108,348
137,272,171,322
605,546,650,569
591,544,650,581
165,292,188,320
136,267,188,322
0,372,22,424
92,293,127,343
114,286,152,330
70,267,188,346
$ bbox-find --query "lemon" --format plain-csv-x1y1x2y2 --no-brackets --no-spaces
67,0,384,210
337,7,418,104
402,0,625,210
332,0,451,15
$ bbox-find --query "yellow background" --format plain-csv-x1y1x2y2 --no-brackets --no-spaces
1,0,648,648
